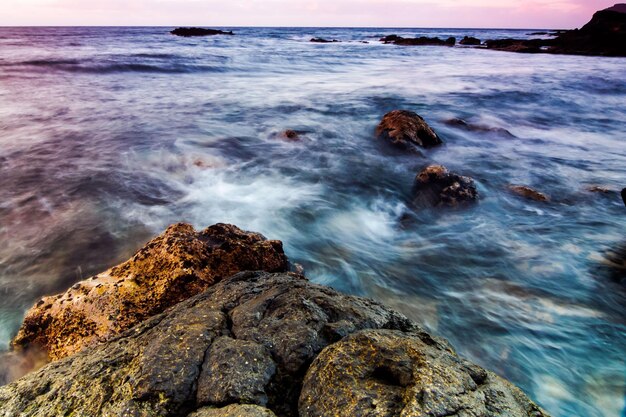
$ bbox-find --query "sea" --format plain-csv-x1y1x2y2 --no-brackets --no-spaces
0,26,624,417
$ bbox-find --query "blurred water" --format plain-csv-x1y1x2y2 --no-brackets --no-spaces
0,27,625,417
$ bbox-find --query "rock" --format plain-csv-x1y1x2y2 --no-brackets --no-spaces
376,110,443,150
413,165,478,207
11,223,289,361
622,188,626,206
585,185,613,193
508,185,550,202
189,405,277,417
0,270,548,417
171,27,234,37
310,37,340,43
444,118,515,137
381,35,456,46
299,329,548,417
485,4,626,56
460,36,482,45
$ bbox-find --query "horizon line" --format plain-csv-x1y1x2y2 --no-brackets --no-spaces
0,25,568,30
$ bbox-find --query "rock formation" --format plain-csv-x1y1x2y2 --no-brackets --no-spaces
508,185,550,202
0,270,549,417
11,223,288,361
376,110,443,150
310,38,340,43
413,165,478,207
171,28,235,37
460,36,482,45
381,35,456,46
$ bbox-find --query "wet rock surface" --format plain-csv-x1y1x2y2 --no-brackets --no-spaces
413,165,478,207
508,185,550,202
376,110,443,150
171,28,234,37
300,330,547,417
381,35,456,46
460,36,482,45
11,223,288,361
0,271,547,417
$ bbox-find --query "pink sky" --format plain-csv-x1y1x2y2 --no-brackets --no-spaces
0,0,618,28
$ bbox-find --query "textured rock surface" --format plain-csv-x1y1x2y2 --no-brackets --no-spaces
300,330,547,417
376,110,443,150
189,405,277,417
0,271,548,417
508,185,550,202
171,28,234,37
11,223,288,361
414,165,478,207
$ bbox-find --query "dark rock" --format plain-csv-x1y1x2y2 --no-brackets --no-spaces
622,188,626,206
310,37,340,43
300,330,548,417
444,118,515,137
11,223,289,361
460,36,482,45
190,405,277,417
585,185,613,193
282,129,300,141
0,270,548,417
171,27,234,37
528,31,550,36
413,165,478,207
381,35,455,46
508,185,550,202
376,110,443,150
486,4,626,56
197,336,276,406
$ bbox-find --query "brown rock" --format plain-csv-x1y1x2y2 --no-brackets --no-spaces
414,165,478,207
508,185,550,202
11,223,289,361
376,110,443,150
299,329,548,417
189,405,277,417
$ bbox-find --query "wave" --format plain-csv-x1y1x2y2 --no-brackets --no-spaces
3,59,227,74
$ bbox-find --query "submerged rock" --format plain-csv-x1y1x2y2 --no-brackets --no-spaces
0,271,548,417
460,36,482,45
11,223,288,361
381,35,456,46
310,37,340,43
444,118,515,137
508,185,550,202
376,110,443,150
300,330,547,417
171,27,234,37
413,165,478,207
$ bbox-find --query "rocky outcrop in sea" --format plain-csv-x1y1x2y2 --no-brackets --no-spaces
0,224,549,417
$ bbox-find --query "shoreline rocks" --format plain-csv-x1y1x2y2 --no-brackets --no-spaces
381,35,456,46
11,223,288,361
0,265,549,417
171,27,234,37
413,165,478,207
376,110,443,150
460,36,482,45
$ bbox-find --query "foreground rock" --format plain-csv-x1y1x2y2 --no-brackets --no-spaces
0,271,548,417
485,4,626,56
171,27,234,37
300,330,546,417
414,165,478,207
376,110,443,150
11,223,288,361
508,185,550,202
381,34,456,46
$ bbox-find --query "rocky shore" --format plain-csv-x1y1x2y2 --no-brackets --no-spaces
0,222,550,416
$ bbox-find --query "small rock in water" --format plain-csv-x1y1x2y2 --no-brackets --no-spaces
170,27,234,37
622,188,626,206
376,110,443,150
310,37,340,43
460,36,482,45
444,118,515,137
413,165,478,207
585,185,613,193
508,185,550,202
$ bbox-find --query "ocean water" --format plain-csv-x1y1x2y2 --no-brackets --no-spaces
0,26,625,416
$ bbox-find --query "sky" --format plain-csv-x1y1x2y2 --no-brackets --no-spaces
0,0,618,28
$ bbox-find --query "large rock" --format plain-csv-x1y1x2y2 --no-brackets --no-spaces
0,271,548,417
300,330,547,417
413,165,478,207
11,223,288,361
171,27,234,37
381,35,456,46
460,36,482,45
376,110,443,150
